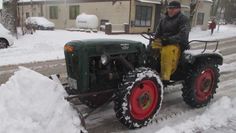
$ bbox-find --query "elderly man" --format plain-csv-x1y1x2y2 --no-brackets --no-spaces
154,0,191,81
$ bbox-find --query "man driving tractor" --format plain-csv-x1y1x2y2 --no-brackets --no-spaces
154,0,191,82
63,1,222,129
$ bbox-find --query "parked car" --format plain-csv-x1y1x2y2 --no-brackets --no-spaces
25,17,55,30
0,23,14,49
218,19,227,25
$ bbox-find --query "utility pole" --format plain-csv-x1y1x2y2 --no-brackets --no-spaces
13,0,18,38
31,0,33,16
190,0,200,27
64,0,67,28
2,0,18,38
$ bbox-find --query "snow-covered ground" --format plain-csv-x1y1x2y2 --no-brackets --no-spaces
0,67,85,133
143,96,236,133
0,25,236,66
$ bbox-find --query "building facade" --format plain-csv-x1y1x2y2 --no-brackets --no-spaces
18,0,130,30
17,0,211,33
191,0,213,30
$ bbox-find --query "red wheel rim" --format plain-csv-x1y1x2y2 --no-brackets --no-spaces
195,68,215,102
129,80,159,120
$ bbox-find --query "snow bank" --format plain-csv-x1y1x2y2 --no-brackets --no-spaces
0,23,11,34
156,96,236,133
0,67,85,133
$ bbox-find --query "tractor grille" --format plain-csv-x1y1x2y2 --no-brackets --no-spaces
89,56,119,91
65,52,79,80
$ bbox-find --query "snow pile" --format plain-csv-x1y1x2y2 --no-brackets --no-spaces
0,67,85,133
0,23,11,34
156,96,236,133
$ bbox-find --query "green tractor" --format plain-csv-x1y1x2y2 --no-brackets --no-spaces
63,33,223,129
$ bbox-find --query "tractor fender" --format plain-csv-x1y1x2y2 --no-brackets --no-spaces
183,51,223,65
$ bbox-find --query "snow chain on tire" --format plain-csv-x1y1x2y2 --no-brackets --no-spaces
113,67,163,129
182,60,220,108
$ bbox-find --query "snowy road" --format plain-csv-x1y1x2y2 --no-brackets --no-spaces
0,36,236,85
0,59,66,84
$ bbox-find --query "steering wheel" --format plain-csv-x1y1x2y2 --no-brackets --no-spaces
141,32,155,41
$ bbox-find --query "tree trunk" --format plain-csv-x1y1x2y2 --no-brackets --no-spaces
1,0,18,38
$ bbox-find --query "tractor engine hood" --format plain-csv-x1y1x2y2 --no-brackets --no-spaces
64,39,145,55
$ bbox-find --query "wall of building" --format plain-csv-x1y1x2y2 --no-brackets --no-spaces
44,1,130,29
44,3,67,29
18,3,43,26
18,0,211,34
129,0,157,33
194,1,212,30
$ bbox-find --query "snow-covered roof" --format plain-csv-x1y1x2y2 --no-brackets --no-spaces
17,0,56,3
4,0,44,3
201,0,213,3
137,0,161,4
137,0,190,8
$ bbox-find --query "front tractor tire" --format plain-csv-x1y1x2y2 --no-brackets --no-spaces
182,61,220,108
114,67,163,129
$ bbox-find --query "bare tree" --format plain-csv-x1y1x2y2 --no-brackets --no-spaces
190,0,201,27
1,0,18,38
211,0,220,17
224,0,236,23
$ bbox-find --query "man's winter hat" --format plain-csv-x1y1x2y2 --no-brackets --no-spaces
168,1,181,8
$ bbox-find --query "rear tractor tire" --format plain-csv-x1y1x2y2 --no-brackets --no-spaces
182,61,220,108
114,67,163,129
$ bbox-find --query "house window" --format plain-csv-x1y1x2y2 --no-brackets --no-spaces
49,6,58,19
197,12,204,25
135,5,152,27
69,5,80,19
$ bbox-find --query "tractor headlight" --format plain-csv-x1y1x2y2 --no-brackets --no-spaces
101,54,109,65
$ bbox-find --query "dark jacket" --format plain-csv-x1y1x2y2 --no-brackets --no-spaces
155,12,191,51
209,21,216,29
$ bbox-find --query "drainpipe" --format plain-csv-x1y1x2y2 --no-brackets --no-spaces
64,0,67,28
129,0,131,33
44,0,47,19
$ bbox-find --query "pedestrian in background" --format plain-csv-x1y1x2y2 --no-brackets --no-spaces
209,19,216,35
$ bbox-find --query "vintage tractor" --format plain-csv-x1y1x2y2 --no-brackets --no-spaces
63,33,223,129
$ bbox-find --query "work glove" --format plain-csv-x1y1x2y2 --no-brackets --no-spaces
160,36,170,46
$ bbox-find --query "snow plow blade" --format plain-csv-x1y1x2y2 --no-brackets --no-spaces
49,74,87,133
